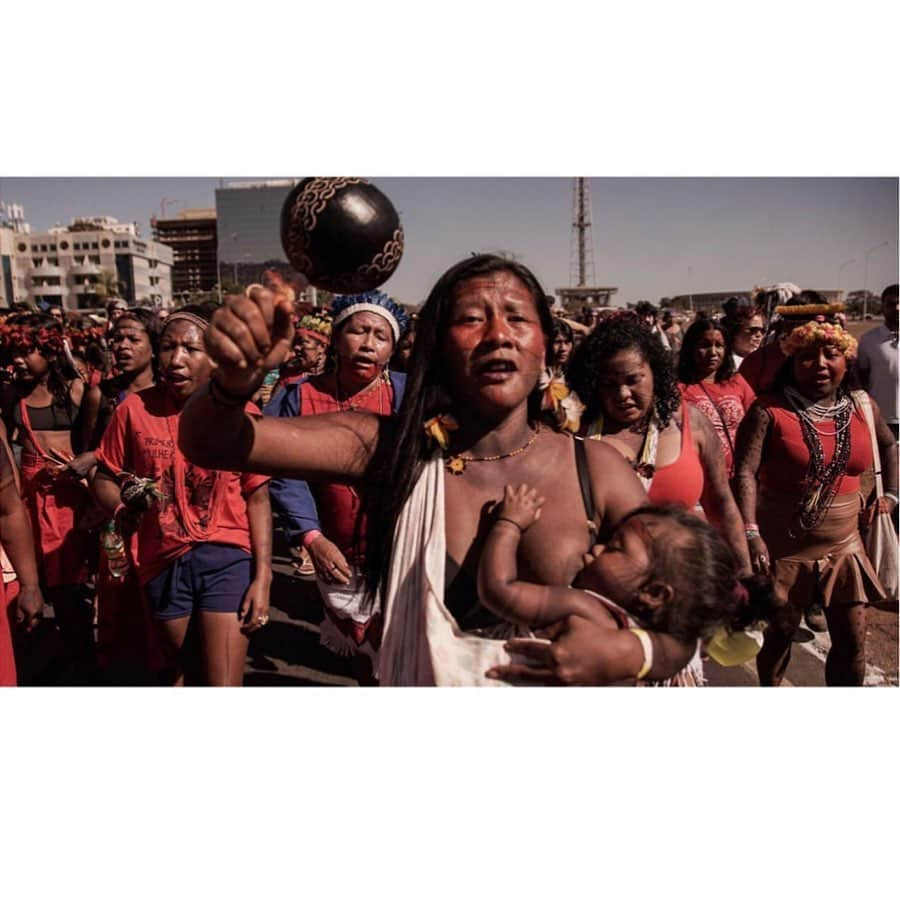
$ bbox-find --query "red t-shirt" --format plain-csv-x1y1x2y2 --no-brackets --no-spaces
95,385,270,584
298,373,395,563
680,375,756,476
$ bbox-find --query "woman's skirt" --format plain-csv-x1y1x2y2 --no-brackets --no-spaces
758,488,885,609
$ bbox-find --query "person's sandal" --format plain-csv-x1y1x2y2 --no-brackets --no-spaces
290,546,316,580
804,603,828,633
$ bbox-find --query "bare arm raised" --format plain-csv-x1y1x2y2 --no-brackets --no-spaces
178,288,380,481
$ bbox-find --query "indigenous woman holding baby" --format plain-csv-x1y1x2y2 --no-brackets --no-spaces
479,486,771,685
180,254,716,685
93,306,273,686
733,315,897,686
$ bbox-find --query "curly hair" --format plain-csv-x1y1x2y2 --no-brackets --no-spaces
677,318,736,384
634,301,657,320
568,315,681,428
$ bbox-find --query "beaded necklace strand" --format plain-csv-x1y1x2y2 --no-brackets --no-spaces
783,387,853,531
445,424,542,475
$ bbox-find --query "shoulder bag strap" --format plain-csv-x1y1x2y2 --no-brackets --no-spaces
697,382,735,459
854,390,884,498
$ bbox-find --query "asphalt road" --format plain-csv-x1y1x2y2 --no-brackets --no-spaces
257,553,899,688
14,544,897,688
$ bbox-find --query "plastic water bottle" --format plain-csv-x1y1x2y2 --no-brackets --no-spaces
102,520,130,579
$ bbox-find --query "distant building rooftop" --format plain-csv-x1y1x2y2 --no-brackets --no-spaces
175,208,217,220
222,180,299,191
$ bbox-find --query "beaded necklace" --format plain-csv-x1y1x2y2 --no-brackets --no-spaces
334,368,389,416
783,387,853,531
585,412,660,490
445,423,542,476
784,386,853,436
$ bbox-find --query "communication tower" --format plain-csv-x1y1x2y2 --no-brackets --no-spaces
556,177,617,311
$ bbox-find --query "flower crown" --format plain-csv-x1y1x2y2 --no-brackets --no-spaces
783,319,858,359
0,322,66,357
68,324,106,351
295,312,332,345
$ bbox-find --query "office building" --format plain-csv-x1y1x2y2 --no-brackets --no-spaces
10,216,173,311
665,289,845,315
215,179,317,299
152,208,218,295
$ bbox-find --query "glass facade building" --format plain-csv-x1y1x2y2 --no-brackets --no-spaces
214,181,301,285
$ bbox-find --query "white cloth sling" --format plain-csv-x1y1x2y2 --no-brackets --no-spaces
377,456,703,687
378,456,524,686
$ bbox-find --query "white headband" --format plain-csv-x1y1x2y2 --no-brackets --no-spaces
332,303,400,343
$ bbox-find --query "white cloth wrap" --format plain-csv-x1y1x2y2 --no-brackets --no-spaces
316,569,380,665
378,456,522,686
378,456,702,687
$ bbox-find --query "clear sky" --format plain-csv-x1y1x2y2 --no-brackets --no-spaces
1,177,896,306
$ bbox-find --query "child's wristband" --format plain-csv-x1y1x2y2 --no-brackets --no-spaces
629,627,653,681
495,516,524,533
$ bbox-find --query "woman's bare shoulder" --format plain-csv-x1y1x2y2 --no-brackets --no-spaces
581,433,631,467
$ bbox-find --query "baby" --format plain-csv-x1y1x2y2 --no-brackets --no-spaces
478,485,771,683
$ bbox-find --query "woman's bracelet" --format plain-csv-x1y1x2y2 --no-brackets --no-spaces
495,516,525,533
884,492,898,505
208,378,255,409
301,529,323,548
629,627,653,681
744,523,761,539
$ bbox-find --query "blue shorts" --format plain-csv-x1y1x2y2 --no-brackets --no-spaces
146,543,252,621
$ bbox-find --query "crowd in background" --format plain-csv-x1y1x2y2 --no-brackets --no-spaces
0,270,896,687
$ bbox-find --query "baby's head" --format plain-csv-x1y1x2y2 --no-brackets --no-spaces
573,505,772,642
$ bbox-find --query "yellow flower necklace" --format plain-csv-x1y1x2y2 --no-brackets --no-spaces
424,414,543,474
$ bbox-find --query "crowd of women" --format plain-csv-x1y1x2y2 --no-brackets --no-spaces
0,262,896,687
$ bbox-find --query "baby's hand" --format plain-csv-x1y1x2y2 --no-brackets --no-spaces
497,484,545,531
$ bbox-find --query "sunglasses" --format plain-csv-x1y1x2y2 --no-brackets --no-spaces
741,326,765,335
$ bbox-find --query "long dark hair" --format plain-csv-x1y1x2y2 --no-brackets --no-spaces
568,315,681,428
677,318,736,384
362,254,554,603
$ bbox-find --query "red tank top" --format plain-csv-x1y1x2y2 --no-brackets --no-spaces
647,400,705,509
758,394,872,496
298,373,394,562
